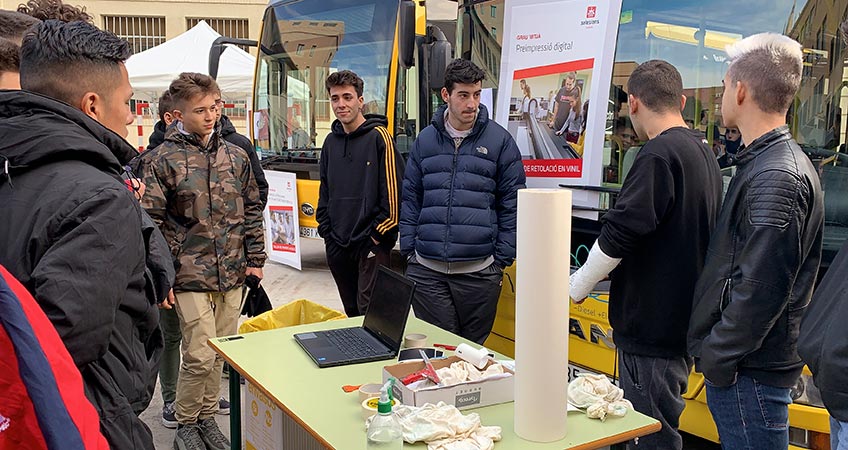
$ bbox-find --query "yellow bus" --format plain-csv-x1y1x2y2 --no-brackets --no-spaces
248,0,449,239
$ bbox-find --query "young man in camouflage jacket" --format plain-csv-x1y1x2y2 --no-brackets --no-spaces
140,72,265,450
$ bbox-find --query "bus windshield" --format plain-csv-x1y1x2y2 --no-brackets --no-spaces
253,0,398,160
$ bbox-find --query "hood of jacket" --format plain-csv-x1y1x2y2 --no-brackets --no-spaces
431,103,490,139
0,90,138,182
147,120,168,151
330,114,388,138
218,114,239,138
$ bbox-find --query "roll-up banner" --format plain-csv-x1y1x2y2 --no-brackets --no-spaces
264,170,302,270
495,0,624,217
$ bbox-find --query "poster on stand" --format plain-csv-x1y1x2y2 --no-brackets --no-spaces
495,0,623,216
264,170,301,270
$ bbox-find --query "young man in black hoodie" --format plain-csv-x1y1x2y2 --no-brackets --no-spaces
317,70,404,317
569,60,722,449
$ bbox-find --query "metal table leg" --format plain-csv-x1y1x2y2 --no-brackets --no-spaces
229,365,241,450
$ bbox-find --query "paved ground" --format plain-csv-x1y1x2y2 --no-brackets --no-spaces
141,238,719,450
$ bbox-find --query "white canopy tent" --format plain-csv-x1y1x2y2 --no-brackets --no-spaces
125,20,256,101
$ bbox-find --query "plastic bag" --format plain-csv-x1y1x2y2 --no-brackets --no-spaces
238,298,344,334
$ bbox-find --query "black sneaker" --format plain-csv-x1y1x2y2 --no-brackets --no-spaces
162,401,177,429
217,397,230,415
197,417,230,450
173,423,205,450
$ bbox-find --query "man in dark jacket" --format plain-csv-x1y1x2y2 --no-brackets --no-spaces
316,70,403,317
569,60,722,450
798,238,848,450
214,90,269,208
400,59,525,344
688,33,824,449
0,20,161,449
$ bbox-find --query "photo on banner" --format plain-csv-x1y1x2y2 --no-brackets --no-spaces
264,170,302,270
495,0,623,216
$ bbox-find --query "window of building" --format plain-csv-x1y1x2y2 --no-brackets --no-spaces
102,15,165,54
186,17,250,50
491,5,497,17
491,27,496,35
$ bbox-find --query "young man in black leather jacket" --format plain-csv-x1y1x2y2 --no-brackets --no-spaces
688,33,824,449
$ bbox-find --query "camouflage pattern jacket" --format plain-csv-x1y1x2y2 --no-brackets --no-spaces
141,125,265,293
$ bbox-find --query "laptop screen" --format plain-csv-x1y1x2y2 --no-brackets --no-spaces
362,267,415,351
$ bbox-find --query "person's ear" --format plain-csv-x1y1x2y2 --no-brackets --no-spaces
628,94,639,115
735,81,746,106
680,95,687,112
79,91,100,121
163,111,174,125
441,87,450,103
173,110,184,122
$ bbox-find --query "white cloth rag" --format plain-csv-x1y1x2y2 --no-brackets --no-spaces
568,374,633,421
436,361,505,387
388,402,502,450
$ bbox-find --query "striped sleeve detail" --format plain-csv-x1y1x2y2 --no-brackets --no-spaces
375,126,399,234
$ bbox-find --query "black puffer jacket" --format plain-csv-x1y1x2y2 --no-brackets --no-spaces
689,126,824,388
0,90,161,449
220,114,268,207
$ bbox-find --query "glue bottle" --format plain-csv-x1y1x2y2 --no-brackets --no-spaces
366,378,402,449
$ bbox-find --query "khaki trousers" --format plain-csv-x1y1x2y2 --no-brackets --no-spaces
174,288,242,424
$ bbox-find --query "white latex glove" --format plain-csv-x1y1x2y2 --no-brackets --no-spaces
570,241,621,303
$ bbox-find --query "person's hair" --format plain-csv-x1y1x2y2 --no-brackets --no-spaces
565,87,582,117
17,0,92,23
157,90,174,121
725,33,802,114
0,38,20,73
325,70,364,97
627,59,683,113
561,71,577,87
168,72,220,110
20,20,131,106
443,59,485,93
523,84,531,98
581,100,589,132
614,116,633,133
0,10,40,43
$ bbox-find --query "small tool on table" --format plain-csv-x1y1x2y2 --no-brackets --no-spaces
400,349,442,386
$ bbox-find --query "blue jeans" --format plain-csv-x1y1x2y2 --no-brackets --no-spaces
832,417,848,450
706,375,791,450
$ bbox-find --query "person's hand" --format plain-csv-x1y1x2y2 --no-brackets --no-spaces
246,267,264,281
555,131,563,136
570,295,586,305
159,289,175,309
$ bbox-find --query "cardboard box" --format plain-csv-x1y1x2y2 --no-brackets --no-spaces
382,356,514,410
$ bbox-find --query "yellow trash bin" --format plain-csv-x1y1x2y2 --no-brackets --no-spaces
238,299,345,334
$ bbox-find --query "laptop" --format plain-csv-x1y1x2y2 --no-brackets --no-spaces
294,266,416,368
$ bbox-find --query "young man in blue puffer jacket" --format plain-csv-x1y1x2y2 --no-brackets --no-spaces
401,59,526,344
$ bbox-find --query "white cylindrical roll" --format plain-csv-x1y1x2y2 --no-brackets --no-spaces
514,189,571,442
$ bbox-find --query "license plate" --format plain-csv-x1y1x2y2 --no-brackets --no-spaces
568,363,617,386
299,226,320,239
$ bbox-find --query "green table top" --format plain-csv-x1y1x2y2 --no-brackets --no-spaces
209,316,659,450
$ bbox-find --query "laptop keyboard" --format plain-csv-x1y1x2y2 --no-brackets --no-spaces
325,328,382,358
